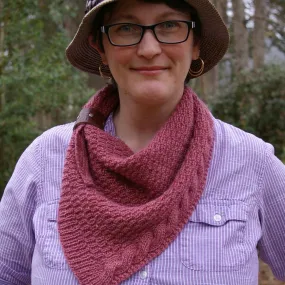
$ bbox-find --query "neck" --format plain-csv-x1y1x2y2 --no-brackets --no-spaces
113,87,184,152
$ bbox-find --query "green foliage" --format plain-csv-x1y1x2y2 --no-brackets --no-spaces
0,102,40,186
211,64,285,160
0,1,93,194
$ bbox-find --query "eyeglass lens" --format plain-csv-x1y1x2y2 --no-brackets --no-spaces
108,21,191,46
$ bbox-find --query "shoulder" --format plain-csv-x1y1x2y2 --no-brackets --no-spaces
35,122,74,151
9,123,73,180
14,122,74,172
27,123,74,202
34,122,74,176
213,118,273,156
24,122,74,165
209,118,274,192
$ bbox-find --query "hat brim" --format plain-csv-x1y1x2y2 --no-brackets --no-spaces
66,0,229,79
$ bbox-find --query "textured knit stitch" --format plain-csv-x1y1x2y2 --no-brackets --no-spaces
58,85,214,285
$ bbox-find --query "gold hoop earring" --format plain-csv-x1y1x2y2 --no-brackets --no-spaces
188,57,205,78
99,64,111,80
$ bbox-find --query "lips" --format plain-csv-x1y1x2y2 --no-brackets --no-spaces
132,66,168,71
131,66,168,76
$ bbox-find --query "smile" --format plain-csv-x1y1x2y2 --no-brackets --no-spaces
131,66,168,75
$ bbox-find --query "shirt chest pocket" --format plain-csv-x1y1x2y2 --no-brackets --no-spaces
180,200,248,272
36,201,69,270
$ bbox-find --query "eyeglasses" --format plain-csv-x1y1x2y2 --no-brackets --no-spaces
100,20,195,47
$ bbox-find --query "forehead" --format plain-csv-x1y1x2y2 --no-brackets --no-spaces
104,0,191,23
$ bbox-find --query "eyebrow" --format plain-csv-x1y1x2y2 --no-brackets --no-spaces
110,11,190,23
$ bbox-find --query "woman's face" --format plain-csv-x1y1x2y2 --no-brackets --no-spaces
94,0,200,106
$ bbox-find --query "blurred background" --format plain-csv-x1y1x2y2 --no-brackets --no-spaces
0,0,284,283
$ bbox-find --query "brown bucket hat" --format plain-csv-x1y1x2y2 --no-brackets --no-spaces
66,0,229,79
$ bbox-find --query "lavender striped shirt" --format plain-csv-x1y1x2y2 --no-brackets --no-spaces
0,116,285,285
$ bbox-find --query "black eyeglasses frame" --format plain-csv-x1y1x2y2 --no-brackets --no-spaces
100,20,196,47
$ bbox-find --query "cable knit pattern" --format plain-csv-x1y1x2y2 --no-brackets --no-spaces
58,85,214,285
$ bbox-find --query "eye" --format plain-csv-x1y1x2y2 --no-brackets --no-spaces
118,24,132,32
114,24,140,34
158,21,180,30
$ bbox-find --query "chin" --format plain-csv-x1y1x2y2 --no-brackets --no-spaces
132,82,173,105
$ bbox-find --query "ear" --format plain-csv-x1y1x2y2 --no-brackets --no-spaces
88,35,108,65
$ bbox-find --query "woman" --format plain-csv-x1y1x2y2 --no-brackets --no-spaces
0,0,284,284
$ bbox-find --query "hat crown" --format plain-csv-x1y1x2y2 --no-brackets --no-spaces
86,0,103,13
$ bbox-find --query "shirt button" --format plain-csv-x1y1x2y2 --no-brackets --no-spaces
214,214,222,222
140,270,148,279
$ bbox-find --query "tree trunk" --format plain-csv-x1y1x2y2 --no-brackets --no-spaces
198,0,228,101
198,67,218,102
38,0,57,39
0,0,6,111
216,0,229,26
253,0,266,69
64,0,85,38
232,0,249,75
35,0,58,130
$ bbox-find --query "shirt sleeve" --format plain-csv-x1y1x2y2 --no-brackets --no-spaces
0,138,41,285
258,144,285,281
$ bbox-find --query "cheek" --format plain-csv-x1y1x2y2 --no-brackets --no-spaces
113,51,131,67
104,48,133,84
104,45,132,70
166,38,193,63
168,46,192,70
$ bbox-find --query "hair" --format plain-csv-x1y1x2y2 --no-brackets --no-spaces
91,0,202,84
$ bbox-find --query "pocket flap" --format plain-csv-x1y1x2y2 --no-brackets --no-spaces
189,200,248,227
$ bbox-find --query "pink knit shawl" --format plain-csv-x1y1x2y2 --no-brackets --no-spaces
58,85,214,285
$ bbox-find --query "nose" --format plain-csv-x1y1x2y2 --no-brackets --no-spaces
137,30,162,59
